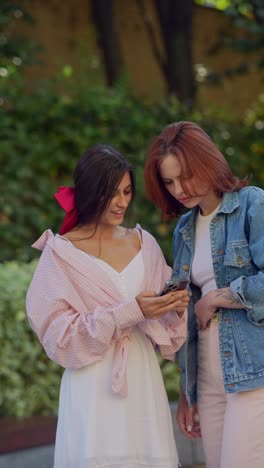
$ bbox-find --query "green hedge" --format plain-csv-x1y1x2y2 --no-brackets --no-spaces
0,260,62,417
0,79,264,264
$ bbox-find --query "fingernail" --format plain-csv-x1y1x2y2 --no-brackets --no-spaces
187,425,192,432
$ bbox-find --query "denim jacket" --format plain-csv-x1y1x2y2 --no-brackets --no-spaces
173,187,264,406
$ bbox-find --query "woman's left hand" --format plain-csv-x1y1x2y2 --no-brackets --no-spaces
195,287,244,330
194,291,218,330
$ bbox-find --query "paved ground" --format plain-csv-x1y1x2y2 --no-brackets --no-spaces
183,465,205,468
182,466,205,468
0,404,206,467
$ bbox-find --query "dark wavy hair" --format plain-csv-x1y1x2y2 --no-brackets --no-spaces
74,144,135,226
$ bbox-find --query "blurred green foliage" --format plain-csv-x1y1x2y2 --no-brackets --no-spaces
0,0,39,74
196,1,264,86
1,76,264,263
0,260,61,417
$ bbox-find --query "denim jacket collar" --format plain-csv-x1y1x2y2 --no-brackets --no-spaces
218,191,239,214
179,191,240,236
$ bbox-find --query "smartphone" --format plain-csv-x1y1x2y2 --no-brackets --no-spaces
159,279,189,296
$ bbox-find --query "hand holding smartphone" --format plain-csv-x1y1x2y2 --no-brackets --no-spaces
159,279,189,296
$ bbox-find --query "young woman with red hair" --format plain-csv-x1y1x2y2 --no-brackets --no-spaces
144,121,264,468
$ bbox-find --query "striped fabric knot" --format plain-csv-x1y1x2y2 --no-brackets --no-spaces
111,333,132,397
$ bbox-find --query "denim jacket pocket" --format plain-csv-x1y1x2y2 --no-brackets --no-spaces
224,242,253,280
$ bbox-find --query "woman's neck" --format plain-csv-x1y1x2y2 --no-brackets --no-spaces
199,192,222,216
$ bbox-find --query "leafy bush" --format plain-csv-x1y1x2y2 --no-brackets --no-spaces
0,260,62,417
0,77,263,264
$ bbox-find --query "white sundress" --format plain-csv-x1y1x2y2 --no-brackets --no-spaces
53,249,179,468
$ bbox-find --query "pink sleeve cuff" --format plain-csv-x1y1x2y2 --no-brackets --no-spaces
112,299,145,329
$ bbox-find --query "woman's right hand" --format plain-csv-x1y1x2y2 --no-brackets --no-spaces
176,386,201,439
136,290,189,319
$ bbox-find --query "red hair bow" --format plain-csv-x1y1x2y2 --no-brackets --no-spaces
54,186,78,235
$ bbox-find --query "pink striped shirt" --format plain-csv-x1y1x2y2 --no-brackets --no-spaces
26,226,187,396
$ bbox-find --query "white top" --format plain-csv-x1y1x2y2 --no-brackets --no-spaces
85,248,144,300
191,204,221,296
53,250,179,468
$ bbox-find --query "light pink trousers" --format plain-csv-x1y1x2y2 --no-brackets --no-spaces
197,320,264,468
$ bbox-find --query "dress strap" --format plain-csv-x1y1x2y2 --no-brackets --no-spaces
135,224,143,246
135,227,143,247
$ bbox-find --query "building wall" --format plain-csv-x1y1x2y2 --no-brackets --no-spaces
16,0,263,116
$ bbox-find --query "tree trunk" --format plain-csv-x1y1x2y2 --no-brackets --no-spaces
91,0,123,86
155,0,196,107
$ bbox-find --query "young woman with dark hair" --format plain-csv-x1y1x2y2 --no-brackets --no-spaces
144,121,264,468
26,144,189,468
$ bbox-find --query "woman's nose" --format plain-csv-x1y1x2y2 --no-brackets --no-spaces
117,194,128,207
172,181,184,197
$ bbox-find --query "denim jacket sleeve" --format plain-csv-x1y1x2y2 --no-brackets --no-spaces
230,192,264,326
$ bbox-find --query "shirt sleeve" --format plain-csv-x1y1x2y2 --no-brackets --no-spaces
26,249,144,369
158,310,187,359
138,235,187,359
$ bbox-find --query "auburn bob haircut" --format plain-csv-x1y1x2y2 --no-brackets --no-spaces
144,121,248,218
